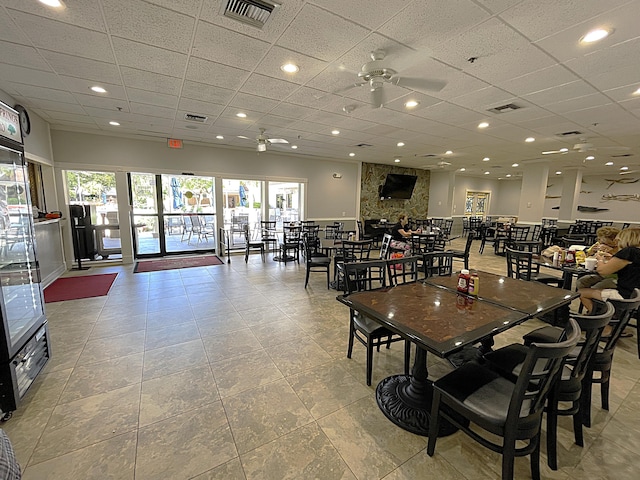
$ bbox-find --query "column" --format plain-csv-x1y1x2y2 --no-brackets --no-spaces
557,168,583,223
428,170,455,217
517,161,549,223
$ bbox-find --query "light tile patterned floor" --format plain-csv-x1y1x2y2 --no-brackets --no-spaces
4,238,639,479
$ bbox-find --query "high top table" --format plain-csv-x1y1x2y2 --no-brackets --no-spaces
337,275,578,437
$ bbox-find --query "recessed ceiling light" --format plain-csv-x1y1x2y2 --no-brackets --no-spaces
459,168,466,172
478,122,489,129
483,157,490,162
237,135,249,139
506,174,512,178
445,150,453,155
580,28,612,44
620,166,629,171
484,171,490,175
331,130,340,135
216,135,224,139
634,87,640,95
404,100,419,108
397,142,405,147
525,137,535,143
39,0,64,7
109,121,120,126
585,155,595,160
236,112,247,118
605,161,614,166
555,171,562,175
349,152,355,157
394,159,400,163
291,145,298,149
280,63,299,73
90,86,107,93
512,163,519,167
559,148,569,152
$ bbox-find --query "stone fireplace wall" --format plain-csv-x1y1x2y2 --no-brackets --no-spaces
360,163,430,221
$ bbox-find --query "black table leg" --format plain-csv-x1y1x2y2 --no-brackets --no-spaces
376,346,458,437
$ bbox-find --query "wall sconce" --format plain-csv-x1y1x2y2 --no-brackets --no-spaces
332,173,342,179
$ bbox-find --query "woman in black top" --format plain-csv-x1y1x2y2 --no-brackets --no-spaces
390,214,415,254
579,227,640,312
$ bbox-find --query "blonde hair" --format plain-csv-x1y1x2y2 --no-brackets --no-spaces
596,226,620,241
398,214,407,222
616,227,640,249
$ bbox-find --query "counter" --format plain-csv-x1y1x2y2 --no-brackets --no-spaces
33,218,66,287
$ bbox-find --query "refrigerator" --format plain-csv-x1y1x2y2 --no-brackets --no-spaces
0,100,50,420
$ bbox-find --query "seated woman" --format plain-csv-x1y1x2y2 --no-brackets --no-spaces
576,226,620,290
579,227,640,313
390,214,416,255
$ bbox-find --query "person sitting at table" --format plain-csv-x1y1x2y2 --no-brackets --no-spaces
579,227,640,313
390,214,417,255
576,226,620,291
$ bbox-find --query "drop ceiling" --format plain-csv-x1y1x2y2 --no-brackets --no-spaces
1,0,639,178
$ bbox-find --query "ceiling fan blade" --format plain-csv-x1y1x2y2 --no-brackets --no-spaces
371,87,386,108
619,170,639,175
268,138,289,144
333,82,366,95
391,76,447,92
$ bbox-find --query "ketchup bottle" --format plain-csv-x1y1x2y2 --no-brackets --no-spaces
457,269,470,293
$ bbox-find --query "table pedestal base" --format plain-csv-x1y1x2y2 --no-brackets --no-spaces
376,374,458,437
273,255,295,262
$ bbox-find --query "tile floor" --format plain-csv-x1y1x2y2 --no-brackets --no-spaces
3,238,639,479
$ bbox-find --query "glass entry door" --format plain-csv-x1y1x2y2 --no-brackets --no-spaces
129,173,215,257
268,181,301,229
222,179,262,247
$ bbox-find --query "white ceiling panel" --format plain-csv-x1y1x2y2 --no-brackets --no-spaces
120,67,182,96
111,38,188,78
185,57,250,89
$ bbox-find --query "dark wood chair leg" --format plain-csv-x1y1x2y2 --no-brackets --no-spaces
366,335,374,386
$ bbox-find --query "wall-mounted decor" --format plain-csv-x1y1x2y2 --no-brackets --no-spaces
605,178,639,189
601,194,640,202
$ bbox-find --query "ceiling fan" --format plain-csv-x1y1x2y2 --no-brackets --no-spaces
337,49,447,108
422,160,452,170
256,128,288,152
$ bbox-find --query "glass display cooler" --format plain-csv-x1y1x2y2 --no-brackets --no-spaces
0,101,50,421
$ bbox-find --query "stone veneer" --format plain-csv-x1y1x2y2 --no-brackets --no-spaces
360,163,430,222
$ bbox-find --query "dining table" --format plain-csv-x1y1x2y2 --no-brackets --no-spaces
336,274,578,438
533,255,589,290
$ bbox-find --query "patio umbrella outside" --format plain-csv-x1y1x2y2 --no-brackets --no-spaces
171,178,183,210
239,184,248,207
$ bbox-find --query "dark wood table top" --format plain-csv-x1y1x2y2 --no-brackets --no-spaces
337,282,528,357
425,271,578,317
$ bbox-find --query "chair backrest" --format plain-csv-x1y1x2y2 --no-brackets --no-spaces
510,318,580,432
302,235,322,261
343,260,388,294
357,220,365,237
531,224,542,241
183,215,193,229
340,240,373,262
387,255,420,286
560,235,588,248
600,288,640,355
380,233,392,259
302,224,320,239
509,225,530,241
325,224,340,239
565,301,615,384
283,225,301,243
505,247,537,280
463,233,474,255
441,219,453,237
422,251,453,277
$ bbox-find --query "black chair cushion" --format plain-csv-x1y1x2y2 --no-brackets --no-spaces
434,361,537,434
523,326,564,345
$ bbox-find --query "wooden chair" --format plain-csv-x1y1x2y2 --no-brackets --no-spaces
386,255,420,286
343,260,410,386
260,220,278,253
505,247,563,287
243,224,265,262
303,235,330,288
447,233,473,270
427,318,581,480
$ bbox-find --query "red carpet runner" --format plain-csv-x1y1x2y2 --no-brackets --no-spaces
134,255,224,273
44,273,118,303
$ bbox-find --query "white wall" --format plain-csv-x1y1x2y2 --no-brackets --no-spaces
544,174,640,223
494,179,523,217
51,130,360,220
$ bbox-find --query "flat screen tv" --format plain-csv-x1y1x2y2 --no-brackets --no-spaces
380,174,418,199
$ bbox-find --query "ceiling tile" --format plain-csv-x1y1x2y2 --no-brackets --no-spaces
0,64,67,90
0,8,31,44
253,46,329,85
121,67,183,96
8,10,113,62
496,64,581,96
10,84,77,104
523,81,599,106
543,93,612,115
181,81,235,105
229,93,281,114
0,41,51,71
177,98,224,118
58,76,126,98
40,50,121,84
75,93,130,111
276,4,369,62
102,0,195,53
126,88,178,109
111,37,188,77
185,57,250,90
240,74,301,101
192,21,271,71
128,102,177,119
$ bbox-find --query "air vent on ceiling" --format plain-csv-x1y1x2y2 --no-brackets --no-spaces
556,130,583,136
354,143,373,148
184,113,208,123
223,0,278,29
487,103,522,114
